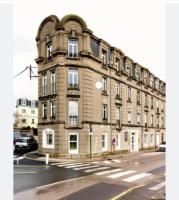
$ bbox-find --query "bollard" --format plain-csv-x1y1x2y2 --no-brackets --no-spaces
16,159,19,165
46,154,49,165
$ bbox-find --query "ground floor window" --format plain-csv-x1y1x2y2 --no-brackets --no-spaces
150,134,154,144
42,128,54,149
116,134,120,150
69,133,78,154
144,134,148,144
102,133,107,151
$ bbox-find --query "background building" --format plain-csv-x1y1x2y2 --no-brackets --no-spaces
36,14,165,158
14,98,38,129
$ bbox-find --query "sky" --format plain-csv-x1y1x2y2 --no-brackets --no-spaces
13,0,166,106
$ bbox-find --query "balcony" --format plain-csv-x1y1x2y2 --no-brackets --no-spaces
102,90,108,96
68,83,79,90
69,116,78,126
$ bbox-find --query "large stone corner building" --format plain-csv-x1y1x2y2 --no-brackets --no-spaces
35,14,166,158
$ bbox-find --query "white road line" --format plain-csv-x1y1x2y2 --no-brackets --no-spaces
36,177,84,189
149,181,165,191
14,156,24,160
51,162,70,165
65,164,90,168
95,168,122,175
107,170,135,179
57,162,82,167
73,165,99,170
123,172,151,182
85,166,111,173
91,161,100,164
112,160,121,163
103,160,112,164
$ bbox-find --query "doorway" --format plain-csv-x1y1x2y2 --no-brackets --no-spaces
131,132,139,152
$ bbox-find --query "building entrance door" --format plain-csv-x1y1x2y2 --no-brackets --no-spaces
156,133,160,146
131,132,139,152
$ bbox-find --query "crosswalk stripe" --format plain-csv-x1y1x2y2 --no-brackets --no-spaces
85,166,111,173
123,172,151,182
51,162,70,166
107,170,135,179
57,162,82,167
95,168,122,175
73,165,99,170
91,161,100,164
103,160,112,164
112,160,121,163
149,181,165,191
65,164,90,168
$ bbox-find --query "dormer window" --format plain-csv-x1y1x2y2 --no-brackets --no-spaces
102,49,107,64
150,76,154,87
115,58,120,72
68,39,78,58
47,43,52,60
126,64,130,75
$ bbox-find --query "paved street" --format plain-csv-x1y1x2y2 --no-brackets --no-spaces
14,151,165,200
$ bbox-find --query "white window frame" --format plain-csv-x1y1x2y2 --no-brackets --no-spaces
31,109,35,115
144,113,147,124
47,43,52,58
69,101,78,125
116,82,120,96
42,128,54,149
144,134,148,144
150,134,154,144
69,132,79,154
42,102,47,119
115,59,120,71
51,101,56,118
68,69,78,86
102,133,107,151
116,106,120,120
137,112,140,125
127,111,131,124
128,87,131,100
42,74,47,96
116,134,120,150
68,39,78,58
156,99,159,108
102,50,107,64
102,77,107,92
50,70,56,94
21,99,26,106
102,104,108,121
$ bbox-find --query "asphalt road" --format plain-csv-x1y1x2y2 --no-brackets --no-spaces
14,151,165,200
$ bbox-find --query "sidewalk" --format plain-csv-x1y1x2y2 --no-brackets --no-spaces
24,149,157,163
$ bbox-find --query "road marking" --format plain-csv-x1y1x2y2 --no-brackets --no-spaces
36,176,84,189
73,165,99,170
149,181,165,190
14,165,47,168
112,159,121,163
91,161,100,164
65,164,90,168
103,160,112,164
95,168,122,175
14,171,38,174
123,172,151,182
85,166,110,173
107,170,135,179
110,184,145,200
14,156,24,160
57,162,82,167
51,162,73,166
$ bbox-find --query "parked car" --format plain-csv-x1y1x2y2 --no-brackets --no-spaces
158,141,166,152
15,136,38,152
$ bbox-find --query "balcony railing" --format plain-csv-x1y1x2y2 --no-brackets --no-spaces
69,115,78,126
68,83,79,89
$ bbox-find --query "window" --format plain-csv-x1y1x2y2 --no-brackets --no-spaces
42,73,47,96
137,91,140,104
150,77,154,87
102,134,107,151
127,87,131,101
116,134,120,149
161,117,164,127
22,119,26,123
22,109,26,113
50,70,56,94
69,101,78,125
124,131,128,142
156,99,159,108
144,113,147,124
127,111,131,124
31,101,36,108
102,104,108,121
32,119,34,124
68,39,78,58
126,64,130,75
116,82,120,96
47,43,52,59
157,116,159,127
132,64,136,78
51,101,56,118
21,99,26,106
68,69,78,88
102,77,107,92
155,80,159,90
151,97,154,108
115,58,120,72
102,49,107,64
151,115,154,126
42,102,47,119
31,110,35,115
151,134,154,143
69,133,78,154
145,94,148,106
144,134,148,144
116,107,120,128
136,70,140,81
42,128,54,149
137,113,140,125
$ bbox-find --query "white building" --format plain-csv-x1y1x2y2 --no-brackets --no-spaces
14,98,38,129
